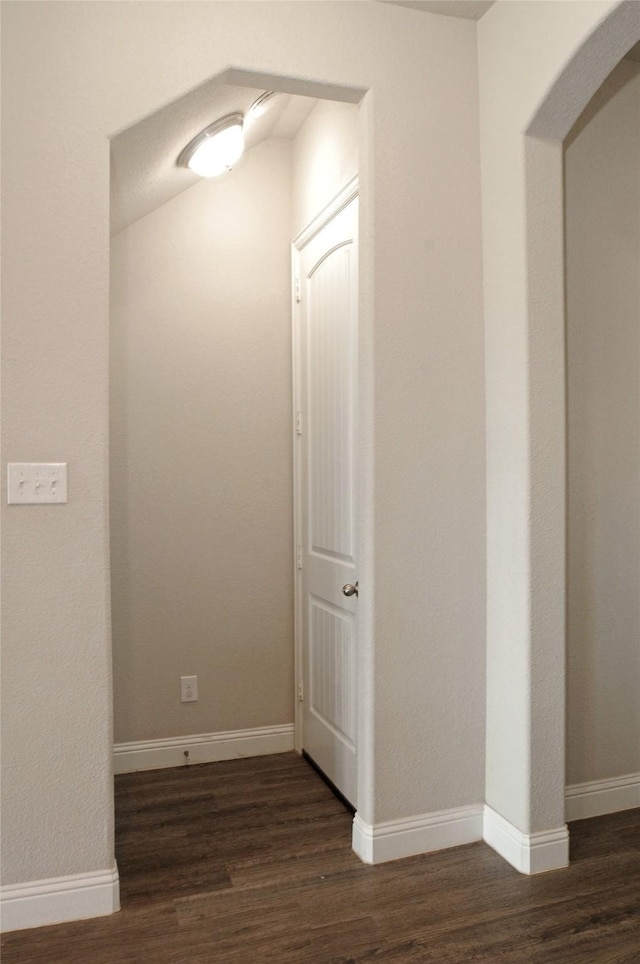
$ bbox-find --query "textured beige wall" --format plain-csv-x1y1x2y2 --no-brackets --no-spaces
110,139,294,744
565,59,640,785
292,101,359,236
478,0,636,835
1,0,486,890
291,93,486,819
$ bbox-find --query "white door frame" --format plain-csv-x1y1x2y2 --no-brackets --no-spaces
291,174,359,755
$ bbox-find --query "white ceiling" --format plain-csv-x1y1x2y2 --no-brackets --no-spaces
110,80,317,235
379,1,495,20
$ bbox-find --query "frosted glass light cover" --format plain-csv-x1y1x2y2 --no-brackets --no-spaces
178,114,245,178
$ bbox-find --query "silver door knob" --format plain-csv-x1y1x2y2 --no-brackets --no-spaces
342,582,359,597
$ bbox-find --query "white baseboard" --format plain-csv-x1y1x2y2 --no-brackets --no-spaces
565,772,640,821
113,723,295,774
1,866,119,933
352,804,483,865
483,805,569,875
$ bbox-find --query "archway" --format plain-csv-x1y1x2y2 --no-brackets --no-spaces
479,0,640,874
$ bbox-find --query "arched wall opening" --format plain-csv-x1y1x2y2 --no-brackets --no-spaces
564,56,640,809
479,0,640,874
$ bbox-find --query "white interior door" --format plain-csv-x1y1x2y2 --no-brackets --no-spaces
294,187,358,807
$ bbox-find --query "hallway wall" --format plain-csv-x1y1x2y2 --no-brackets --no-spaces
477,0,636,839
565,58,640,785
292,100,359,236
110,139,294,743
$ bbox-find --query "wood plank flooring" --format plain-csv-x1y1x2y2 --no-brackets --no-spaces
2,753,639,962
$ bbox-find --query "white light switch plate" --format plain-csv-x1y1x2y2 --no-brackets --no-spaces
7,463,68,504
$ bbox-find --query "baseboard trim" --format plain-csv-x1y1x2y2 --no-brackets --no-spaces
352,804,483,865
565,772,640,821
113,723,295,774
483,805,569,875
1,866,119,933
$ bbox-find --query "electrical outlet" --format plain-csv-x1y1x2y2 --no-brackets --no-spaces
180,675,198,703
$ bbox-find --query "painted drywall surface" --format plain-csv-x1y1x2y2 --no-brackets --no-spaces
1,0,487,889
478,0,639,834
565,60,640,785
110,139,294,744
290,21,487,821
370,33,486,822
292,100,359,237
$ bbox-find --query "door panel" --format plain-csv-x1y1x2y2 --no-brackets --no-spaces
309,597,356,747
296,194,358,806
307,243,355,564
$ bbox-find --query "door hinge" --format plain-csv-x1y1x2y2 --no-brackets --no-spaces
294,278,301,303
296,545,303,570
297,678,304,701
295,411,303,435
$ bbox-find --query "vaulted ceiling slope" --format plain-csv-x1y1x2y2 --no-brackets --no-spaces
112,2,499,234
111,78,316,235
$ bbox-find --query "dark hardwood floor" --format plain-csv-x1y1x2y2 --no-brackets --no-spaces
2,753,639,962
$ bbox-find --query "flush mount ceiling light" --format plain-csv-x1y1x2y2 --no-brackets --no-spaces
178,113,244,178
248,91,277,119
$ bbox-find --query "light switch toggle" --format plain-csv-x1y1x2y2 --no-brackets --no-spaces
7,463,68,504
